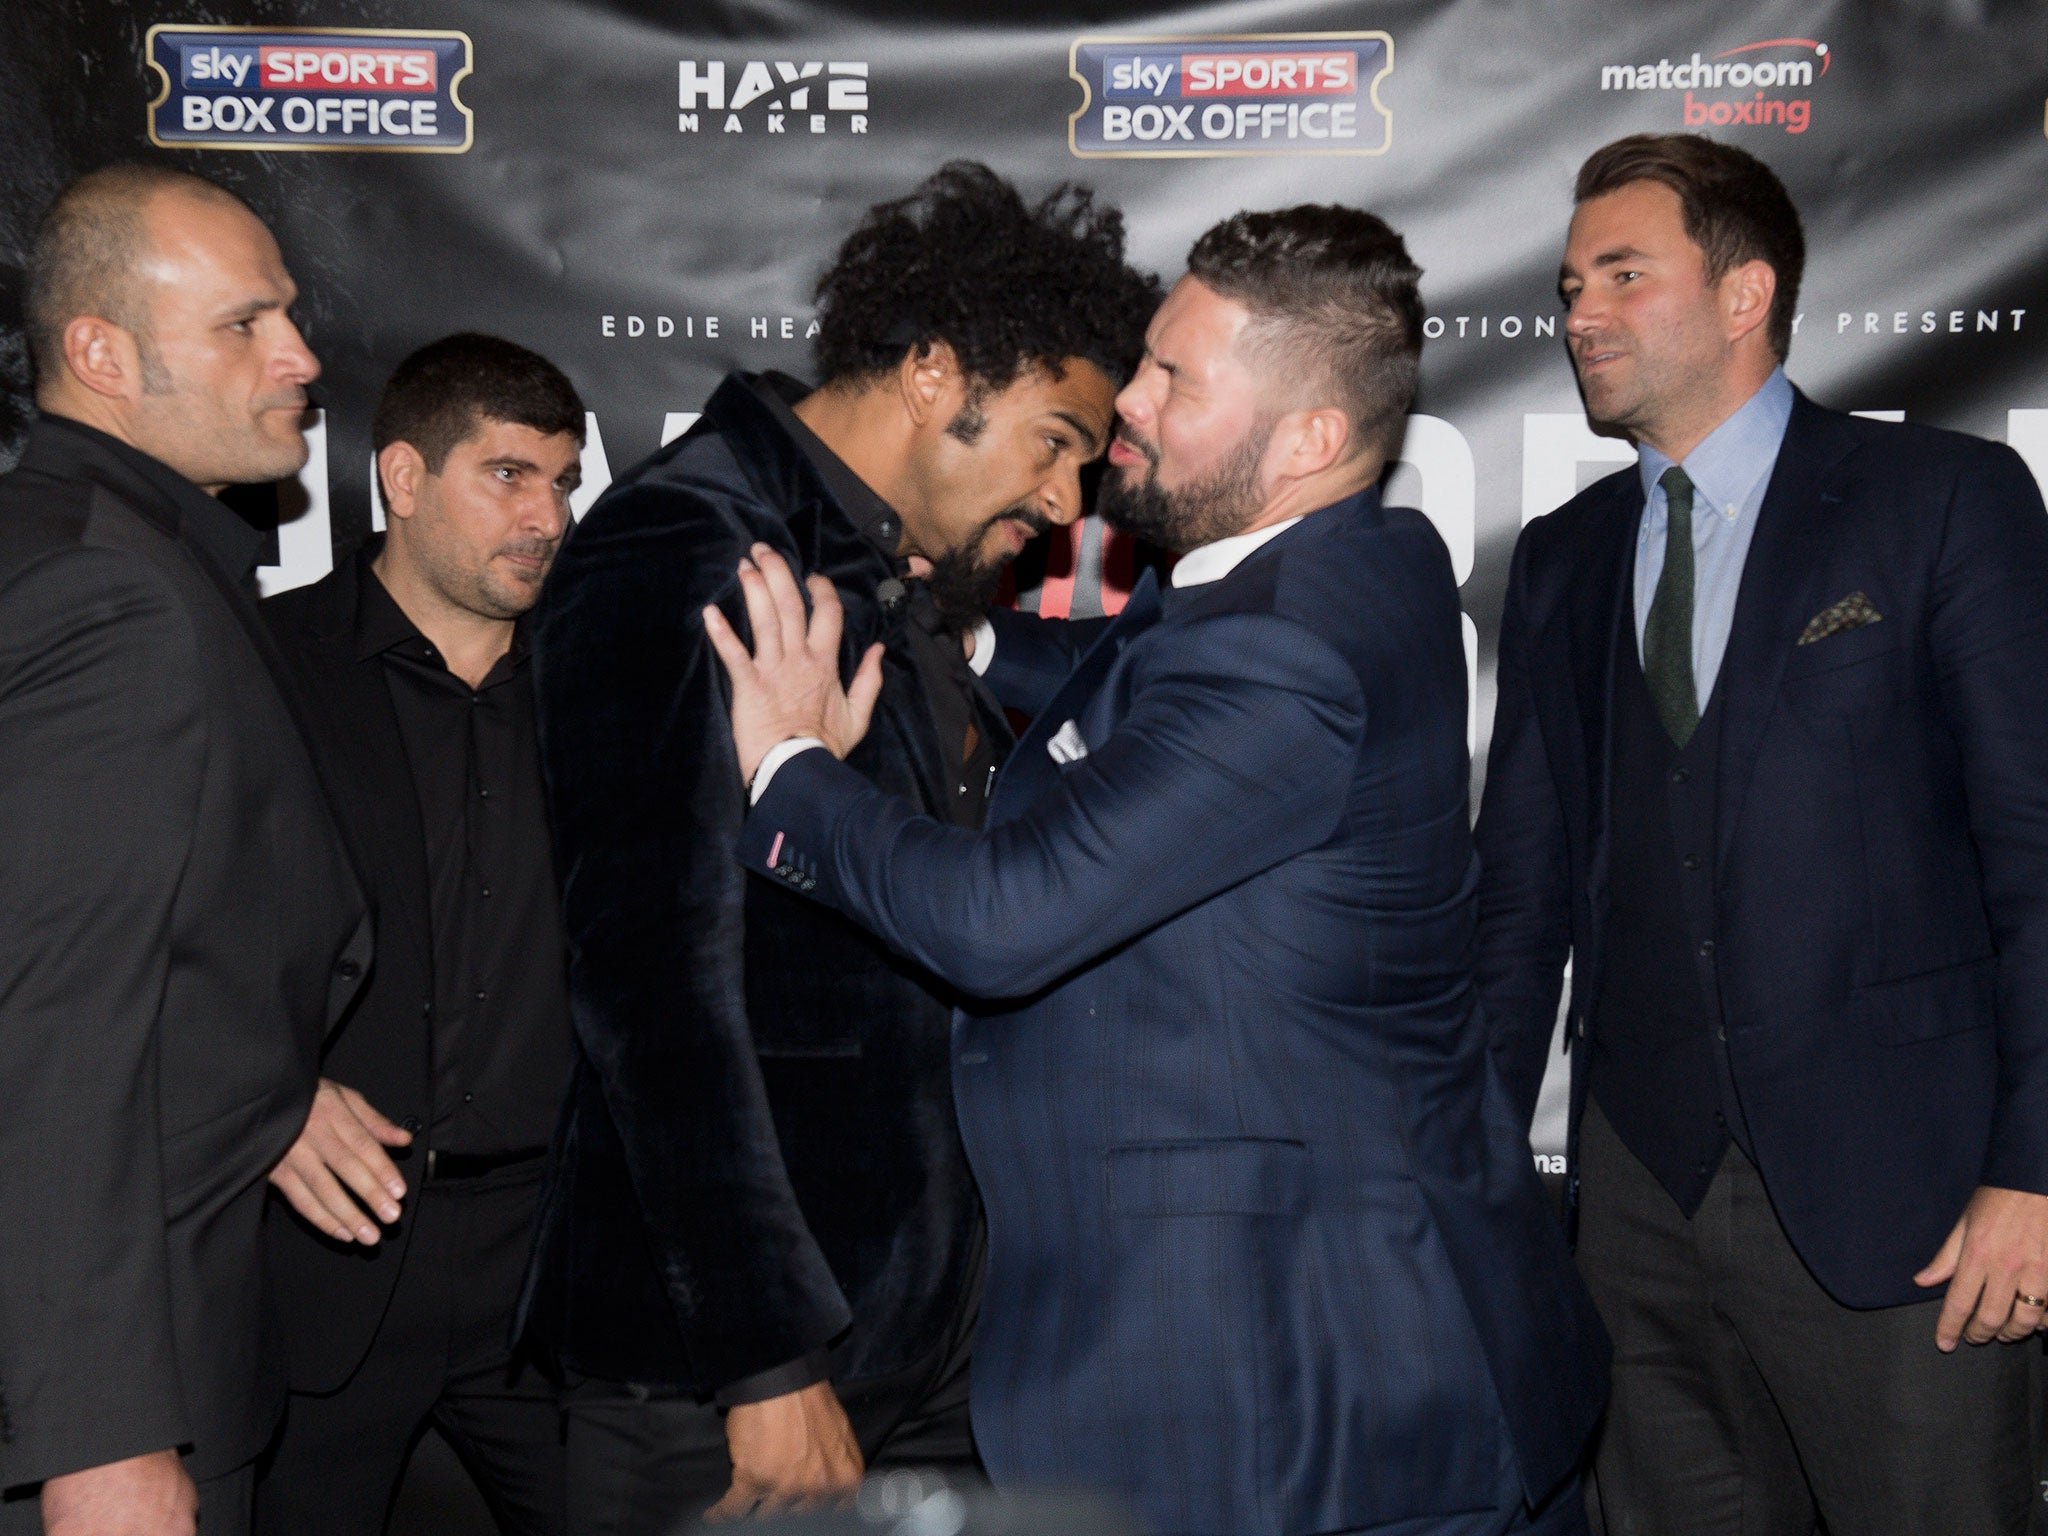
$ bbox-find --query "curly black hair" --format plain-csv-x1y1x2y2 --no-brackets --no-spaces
812,161,1160,394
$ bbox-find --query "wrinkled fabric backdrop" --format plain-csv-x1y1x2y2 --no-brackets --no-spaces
3,0,2044,1165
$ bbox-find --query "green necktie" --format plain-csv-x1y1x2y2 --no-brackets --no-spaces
1643,464,1700,747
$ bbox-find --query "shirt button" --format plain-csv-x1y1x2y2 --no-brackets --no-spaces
474,989,488,1003
480,886,492,899
1682,854,1701,871
463,1092,474,1104
334,957,362,981
1699,939,1716,958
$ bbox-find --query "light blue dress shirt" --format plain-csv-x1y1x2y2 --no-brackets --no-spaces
1633,368,1795,711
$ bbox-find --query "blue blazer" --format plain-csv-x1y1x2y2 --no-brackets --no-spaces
1476,393,2048,1307
743,491,1609,1536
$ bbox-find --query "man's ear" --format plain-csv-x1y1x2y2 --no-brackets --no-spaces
378,441,427,522
897,340,963,430
1721,258,1777,350
1269,405,1354,481
60,315,145,403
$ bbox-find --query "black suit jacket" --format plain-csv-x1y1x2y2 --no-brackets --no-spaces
0,417,368,1490
260,550,439,1393
1477,393,2048,1305
516,375,994,1396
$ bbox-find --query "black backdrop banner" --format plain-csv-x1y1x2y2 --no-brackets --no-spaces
4,0,2045,1155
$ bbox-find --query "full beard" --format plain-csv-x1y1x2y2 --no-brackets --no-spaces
1096,422,1270,555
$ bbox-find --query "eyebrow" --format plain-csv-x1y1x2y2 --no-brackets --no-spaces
1052,409,1105,456
215,295,285,324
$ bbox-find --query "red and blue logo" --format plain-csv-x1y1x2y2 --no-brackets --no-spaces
148,26,472,152
1070,32,1391,158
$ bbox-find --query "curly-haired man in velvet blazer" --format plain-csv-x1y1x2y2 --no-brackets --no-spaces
515,163,1157,1531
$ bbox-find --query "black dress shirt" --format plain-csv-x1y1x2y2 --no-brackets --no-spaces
355,569,573,1157
747,373,999,825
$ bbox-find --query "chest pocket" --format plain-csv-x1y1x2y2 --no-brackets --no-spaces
1779,619,1898,716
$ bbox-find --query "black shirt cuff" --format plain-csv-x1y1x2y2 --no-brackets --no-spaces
714,1348,833,1408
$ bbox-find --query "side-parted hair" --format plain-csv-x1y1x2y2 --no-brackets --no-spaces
1186,205,1425,458
1575,133,1805,360
25,161,249,386
812,161,1160,397
371,333,584,508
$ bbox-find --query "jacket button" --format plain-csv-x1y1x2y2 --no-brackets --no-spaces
1698,939,1715,958
1670,767,1690,784
401,1115,423,1135
335,958,362,981
1682,854,1701,871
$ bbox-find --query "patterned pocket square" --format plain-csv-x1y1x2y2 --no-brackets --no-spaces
1798,590,1883,646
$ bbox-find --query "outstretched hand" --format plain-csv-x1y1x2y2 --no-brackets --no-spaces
703,543,884,785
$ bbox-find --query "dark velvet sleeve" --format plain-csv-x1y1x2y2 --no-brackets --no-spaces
530,486,851,1392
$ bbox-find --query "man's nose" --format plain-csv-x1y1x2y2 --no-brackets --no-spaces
276,316,321,384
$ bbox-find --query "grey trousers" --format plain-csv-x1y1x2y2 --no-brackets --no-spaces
0,1458,252,1536
1576,1100,2041,1536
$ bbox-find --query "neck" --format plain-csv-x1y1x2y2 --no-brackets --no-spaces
791,383,915,550
1235,452,1383,539
370,544,513,688
1635,359,1776,465
37,386,228,494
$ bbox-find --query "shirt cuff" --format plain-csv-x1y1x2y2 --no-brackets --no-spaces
750,737,826,805
966,617,996,677
714,1347,833,1408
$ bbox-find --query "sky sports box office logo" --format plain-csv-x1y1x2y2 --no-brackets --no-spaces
1069,33,1391,157
147,26,473,152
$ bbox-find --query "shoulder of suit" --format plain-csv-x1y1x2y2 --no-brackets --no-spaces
260,558,356,648
1799,396,2016,475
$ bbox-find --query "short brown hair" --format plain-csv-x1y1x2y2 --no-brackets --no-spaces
25,162,248,386
1575,133,1805,360
1186,205,1424,457
372,333,584,511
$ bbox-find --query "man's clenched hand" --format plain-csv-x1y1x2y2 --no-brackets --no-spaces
705,1380,864,1522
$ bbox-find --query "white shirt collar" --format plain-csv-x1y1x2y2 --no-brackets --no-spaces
1170,516,1304,588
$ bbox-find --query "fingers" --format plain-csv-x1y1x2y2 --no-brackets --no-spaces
846,643,885,741
753,545,812,661
271,1152,381,1245
733,556,784,669
2000,1288,2048,1342
1913,1219,1964,1289
703,1477,761,1524
702,602,753,686
805,572,846,664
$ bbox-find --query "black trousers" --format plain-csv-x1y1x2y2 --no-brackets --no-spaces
565,1244,984,1536
1576,1100,2042,1536
255,1164,565,1536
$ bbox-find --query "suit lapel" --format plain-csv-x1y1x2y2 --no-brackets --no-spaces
1561,478,1642,910
989,568,1162,825
1714,397,1860,862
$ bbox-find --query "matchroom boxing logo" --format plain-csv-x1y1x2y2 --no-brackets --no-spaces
1069,32,1391,158
147,25,472,151
1599,37,1829,135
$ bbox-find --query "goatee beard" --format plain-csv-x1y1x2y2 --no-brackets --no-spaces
925,508,1048,626
1097,423,1270,555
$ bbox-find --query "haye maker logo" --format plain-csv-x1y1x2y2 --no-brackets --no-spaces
1069,32,1391,158
1600,37,1829,135
147,26,472,152
676,60,869,135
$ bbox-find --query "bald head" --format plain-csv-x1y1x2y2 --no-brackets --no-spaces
24,163,320,491
26,163,250,391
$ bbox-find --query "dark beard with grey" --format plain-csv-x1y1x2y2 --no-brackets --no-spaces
1096,423,1270,555
925,505,1050,625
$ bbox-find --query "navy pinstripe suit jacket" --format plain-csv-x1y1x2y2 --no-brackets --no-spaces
741,489,1608,1535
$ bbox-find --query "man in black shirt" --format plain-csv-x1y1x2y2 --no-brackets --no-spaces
521,164,1157,1530
256,334,586,1536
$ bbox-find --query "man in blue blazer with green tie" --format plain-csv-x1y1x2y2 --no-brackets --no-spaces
1477,135,2048,1535
704,207,1610,1536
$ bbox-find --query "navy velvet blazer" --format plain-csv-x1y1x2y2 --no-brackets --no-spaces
743,491,1609,1536
516,375,985,1396
1475,393,2048,1307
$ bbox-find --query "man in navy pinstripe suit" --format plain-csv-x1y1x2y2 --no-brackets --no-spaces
704,208,1610,1536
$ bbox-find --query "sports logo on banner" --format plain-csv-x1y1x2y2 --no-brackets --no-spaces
1068,32,1391,158
146,25,473,152
1598,37,1829,135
